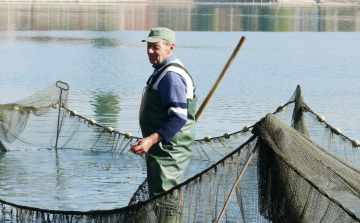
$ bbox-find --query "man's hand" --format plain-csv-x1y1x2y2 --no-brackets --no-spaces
130,133,163,155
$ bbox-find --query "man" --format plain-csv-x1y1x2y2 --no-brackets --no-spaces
130,27,196,199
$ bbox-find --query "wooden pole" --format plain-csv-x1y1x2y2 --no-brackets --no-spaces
195,36,246,123
216,146,257,223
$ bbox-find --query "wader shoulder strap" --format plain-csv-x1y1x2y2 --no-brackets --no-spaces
146,63,190,93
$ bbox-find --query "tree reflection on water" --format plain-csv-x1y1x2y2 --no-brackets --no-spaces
0,4,359,32
91,91,122,127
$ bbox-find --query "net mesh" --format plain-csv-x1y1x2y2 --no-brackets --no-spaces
0,82,359,222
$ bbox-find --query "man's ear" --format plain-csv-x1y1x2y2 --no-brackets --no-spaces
169,43,175,52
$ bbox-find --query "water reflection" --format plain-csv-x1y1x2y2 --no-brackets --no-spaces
1,35,121,47
91,37,122,48
91,91,122,127
0,4,359,32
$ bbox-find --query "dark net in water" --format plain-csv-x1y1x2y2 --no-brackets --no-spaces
0,82,359,222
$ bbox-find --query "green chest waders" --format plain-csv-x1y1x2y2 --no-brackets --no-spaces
139,61,196,198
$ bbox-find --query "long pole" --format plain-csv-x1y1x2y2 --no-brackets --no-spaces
216,146,257,223
195,36,246,123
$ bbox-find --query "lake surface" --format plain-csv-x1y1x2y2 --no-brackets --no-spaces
0,3,359,212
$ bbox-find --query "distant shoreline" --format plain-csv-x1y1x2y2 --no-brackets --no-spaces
0,0,359,6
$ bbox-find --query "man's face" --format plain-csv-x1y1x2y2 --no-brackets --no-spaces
147,40,173,65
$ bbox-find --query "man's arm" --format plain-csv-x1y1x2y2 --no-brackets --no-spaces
156,71,188,142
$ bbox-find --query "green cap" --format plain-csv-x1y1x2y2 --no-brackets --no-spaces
142,27,175,44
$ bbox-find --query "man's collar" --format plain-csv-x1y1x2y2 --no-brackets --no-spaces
152,54,176,70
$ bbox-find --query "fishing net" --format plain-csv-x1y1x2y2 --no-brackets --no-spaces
0,81,69,149
0,81,251,161
0,82,359,222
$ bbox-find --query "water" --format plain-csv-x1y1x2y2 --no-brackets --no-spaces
0,148,213,211
0,149,146,210
1,4,360,32
0,3,359,212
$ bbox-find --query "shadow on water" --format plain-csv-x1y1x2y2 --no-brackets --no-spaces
0,4,359,32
